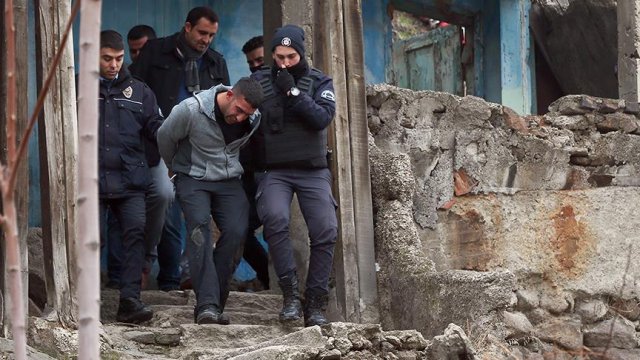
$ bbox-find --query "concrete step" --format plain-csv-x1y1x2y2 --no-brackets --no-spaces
101,289,282,324
149,304,289,327
176,325,325,360
179,324,301,349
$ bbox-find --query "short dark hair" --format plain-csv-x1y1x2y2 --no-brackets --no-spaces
233,77,264,109
186,6,219,26
127,25,156,41
100,30,124,50
242,36,263,54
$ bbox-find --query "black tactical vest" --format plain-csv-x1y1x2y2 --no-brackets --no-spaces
253,68,328,169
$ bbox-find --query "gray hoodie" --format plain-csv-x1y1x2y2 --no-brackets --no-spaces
157,84,260,181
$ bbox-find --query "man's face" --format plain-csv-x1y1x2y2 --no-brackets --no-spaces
272,45,300,69
184,17,218,53
128,36,148,62
223,91,256,125
245,46,264,71
99,47,125,80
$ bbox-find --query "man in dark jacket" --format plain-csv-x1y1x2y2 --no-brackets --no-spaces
98,30,163,323
250,24,337,327
130,6,231,291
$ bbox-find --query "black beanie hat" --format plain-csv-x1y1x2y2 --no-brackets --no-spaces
270,24,305,58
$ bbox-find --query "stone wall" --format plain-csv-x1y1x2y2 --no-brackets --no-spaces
367,84,640,357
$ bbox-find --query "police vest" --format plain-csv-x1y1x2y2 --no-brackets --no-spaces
255,68,329,169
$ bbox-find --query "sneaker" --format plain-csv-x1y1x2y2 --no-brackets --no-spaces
196,306,221,325
116,297,153,324
218,312,230,325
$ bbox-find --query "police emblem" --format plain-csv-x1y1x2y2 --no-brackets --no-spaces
281,37,292,46
122,86,133,99
320,90,335,102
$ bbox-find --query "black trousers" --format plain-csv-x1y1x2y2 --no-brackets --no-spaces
242,171,269,288
175,175,248,313
100,194,146,300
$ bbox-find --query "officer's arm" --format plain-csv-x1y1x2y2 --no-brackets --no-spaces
157,101,190,167
141,86,163,143
287,77,336,130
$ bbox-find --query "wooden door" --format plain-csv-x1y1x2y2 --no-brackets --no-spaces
392,25,463,95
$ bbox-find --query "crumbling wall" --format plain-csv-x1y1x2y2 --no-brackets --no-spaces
368,84,640,355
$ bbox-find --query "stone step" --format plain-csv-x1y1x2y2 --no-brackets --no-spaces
101,289,283,323
149,304,289,327
103,323,306,359
176,325,325,360
179,324,302,350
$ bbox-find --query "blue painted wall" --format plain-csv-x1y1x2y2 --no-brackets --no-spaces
28,0,41,227
482,0,502,105
361,0,535,113
71,0,262,83
362,0,391,84
215,0,263,82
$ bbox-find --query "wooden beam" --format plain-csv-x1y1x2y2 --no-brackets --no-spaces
35,0,76,326
1,0,30,337
15,0,30,330
57,0,78,299
342,0,379,324
314,0,361,323
262,0,283,67
0,0,7,337
618,0,640,102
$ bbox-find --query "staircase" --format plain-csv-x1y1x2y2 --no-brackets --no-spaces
98,289,429,359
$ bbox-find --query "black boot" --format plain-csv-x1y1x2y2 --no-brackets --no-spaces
278,273,303,322
304,292,329,327
116,297,153,324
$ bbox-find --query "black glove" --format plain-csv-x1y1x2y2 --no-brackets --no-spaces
275,69,295,94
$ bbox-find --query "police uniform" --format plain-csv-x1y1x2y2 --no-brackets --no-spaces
98,67,163,303
250,24,338,326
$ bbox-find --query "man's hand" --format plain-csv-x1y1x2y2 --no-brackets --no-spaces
275,69,295,94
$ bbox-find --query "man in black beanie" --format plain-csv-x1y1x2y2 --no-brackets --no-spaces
250,24,337,327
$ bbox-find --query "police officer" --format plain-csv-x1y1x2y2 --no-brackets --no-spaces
251,24,337,327
97,30,163,323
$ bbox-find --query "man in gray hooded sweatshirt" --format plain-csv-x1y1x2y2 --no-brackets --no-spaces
157,77,263,324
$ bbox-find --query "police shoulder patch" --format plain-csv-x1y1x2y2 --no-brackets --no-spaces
320,90,335,102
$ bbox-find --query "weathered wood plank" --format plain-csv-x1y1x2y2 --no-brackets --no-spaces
0,0,7,337
15,0,30,329
35,0,75,326
342,0,379,324
618,0,640,102
57,0,78,303
314,0,360,323
0,0,30,337
499,0,535,114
